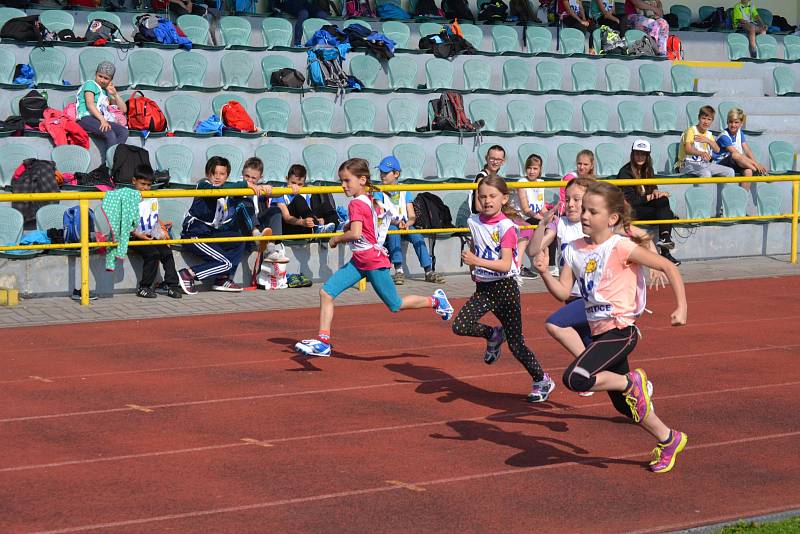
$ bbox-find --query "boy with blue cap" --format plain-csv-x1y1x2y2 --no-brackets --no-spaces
374,156,445,285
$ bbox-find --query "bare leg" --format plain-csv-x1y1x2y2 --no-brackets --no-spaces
319,288,335,332
545,322,586,357
400,294,433,309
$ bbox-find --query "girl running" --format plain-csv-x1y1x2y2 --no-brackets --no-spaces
534,181,688,473
454,176,555,403
295,158,453,357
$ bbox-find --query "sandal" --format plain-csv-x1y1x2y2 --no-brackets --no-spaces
425,271,445,283
393,271,405,285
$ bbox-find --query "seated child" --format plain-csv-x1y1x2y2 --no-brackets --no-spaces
373,156,444,285
733,0,766,58
678,106,735,179
508,153,550,279
130,164,181,299
274,164,338,236
714,107,767,191
241,156,289,263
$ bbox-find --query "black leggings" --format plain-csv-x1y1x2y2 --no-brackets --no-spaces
633,196,674,238
453,277,545,382
563,326,638,418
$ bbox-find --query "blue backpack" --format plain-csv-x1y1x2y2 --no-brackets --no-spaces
196,114,224,136
63,205,96,244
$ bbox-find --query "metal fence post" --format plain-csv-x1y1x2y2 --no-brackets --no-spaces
792,179,798,264
80,198,91,306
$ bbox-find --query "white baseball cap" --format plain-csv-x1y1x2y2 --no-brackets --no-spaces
632,139,651,153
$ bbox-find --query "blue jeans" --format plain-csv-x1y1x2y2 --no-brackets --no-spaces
386,225,432,270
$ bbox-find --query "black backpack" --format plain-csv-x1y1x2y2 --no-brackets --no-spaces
412,192,454,270
84,18,122,43
426,91,481,133
111,144,151,184
19,90,47,128
419,31,478,59
11,159,59,225
75,164,114,189
271,68,306,88
414,0,443,17
442,0,475,21
0,15,51,43
478,0,508,21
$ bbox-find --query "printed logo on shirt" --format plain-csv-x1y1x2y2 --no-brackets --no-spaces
491,229,500,243
578,252,602,299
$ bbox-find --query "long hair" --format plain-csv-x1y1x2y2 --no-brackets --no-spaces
576,149,597,179
338,157,375,193
585,181,648,245
565,176,596,193
478,175,518,219
629,151,655,196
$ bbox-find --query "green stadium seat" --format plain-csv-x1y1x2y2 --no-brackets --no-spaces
105,145,118,168
426,58,454,90
207,144,245,179
559,27,586,54
0,48,14,85
617,100,645,132
157,199,189,226
220,16,252,47
261,55,294,88
477,143,508,176
785,35,800,61
726,33,750,60
464,59,491,90
419,22,444,40
666,142,680,173
685,100,702,127
303,144,338,184
757,8,773,27
721,185,749,218
669,4,693,29
177,14,210,45
388,56,418,89
716,101,742,130
255,144,291,182
129,50,166,89
756,183,783,216
382,21,410,49
638,63,664,92
164,94,202,133
51,146,91,174
344,19,372,30
40,11,74,34
460,23,484,50
652,100,678,132
605,63,631,92
0,145,37,187
302,18,328,44
343,98,376,132
36,204,68,233
684,186,714,219
518,143,549,176
595,142,625,176
393,143,426,181
348,143,382,170
301,96,335,134
256,98,290,132
507,100,535,132
156,145,194,184
387,98,419,133
0,8,25,32
773,66,796,96
536,60,562,91
436,143,469,181
262,17,293,48
0,206,24,251
349,54,381,89
492,24,518,53
212,93,248,116
87,11,121,28
502,58,530,90
571,61,598,92
625,29,645,43
221,51,254,89
670,65,695,92
527,26,552,54
698,6,715,22
469,99,499,131
441,192,470,227
557,143,582,175
173,51,212,89
29,47,66,86
581,100,609,132
546,100,573,132
769,141,795,173
756,34,778,60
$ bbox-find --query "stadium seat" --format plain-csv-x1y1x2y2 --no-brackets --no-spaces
721,185,749,217
9,95,21,116
207,144,245,179
0,48,14,85
0,8,25,32
507,100,535,132
156,145,194,184
670,65,694,92
716,101,742,129
436,143,469,181
756,34,778,60
559,27,586,54
29,47,66,86
173,51,212,89
261,55,294,88
492,25,518,53
785,35,800,61
756,183,783,216
388,56,418,89
571,61,598,92
157,199,189,226
769,141,795,173
0,145,37,187
262,17,293,48
40,11,74,34
35,204,67,233
464,60,491,90
344,19,371,30
441,192,469,227
684,186,714,219
87,11,121,28
164,94,202,133
302,144,338,184
697,6,715,22
301,96,335,134
477,143,508,176
255,98,290,132
426,58,454,90
652,100,679,132
595,142,625,176
393,143,426,181
527,26,552,54
348,144,382,170
349,55,381,89
221,51,254,89
773,66,796,96
460,23,484,50
557,143,582,175
343,98,376,132
255,144,291,183
518,143,549,176
726,33,750,60
382,21,410,49
51,146,91,174
546,100,573,132
685,100,702,127
617,101,645,132
105,145,118,168
638,63,664,92
419,22,444,39
212,93,248,116
79,48,115,84
469,99,499,131
129,50,166,89
302,18,328,44
221,16,252,47
502,58,530,90
666,142,680,173
536,60,562,91
605,63,631,92
177,14,210,45
0,206,24,250
669,4,693,29
625,29,645,43
581,100,610,132
757,8,773,27
387,98,419,133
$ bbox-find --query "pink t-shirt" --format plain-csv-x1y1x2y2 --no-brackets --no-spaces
479,213,518,249
348,196,391,271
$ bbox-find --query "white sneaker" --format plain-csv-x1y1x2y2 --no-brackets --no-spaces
266,243,290,264
549,265,560,277
527,372,556,403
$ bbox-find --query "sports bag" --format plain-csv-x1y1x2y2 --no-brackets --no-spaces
478,0,508,21
134,14,160,42
443,0,475,21
411,192,454,270
628,34,659,57
63,205,97,243
0,15,51,43
84,18,122,43
126,91,167,132
666,34,684,61
600,25,628,55
414,0,445,18
427,91,481,133
11,159,59,224
221,101,257,132
112,144,151,184
345,0,376,18
19,90,47,128
270,67,306,88
195,114,224,135
307,47,350,93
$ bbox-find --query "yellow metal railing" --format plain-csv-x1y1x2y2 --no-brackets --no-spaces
1,175,798,305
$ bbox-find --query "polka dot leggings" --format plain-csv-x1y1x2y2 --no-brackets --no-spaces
452,277,545,382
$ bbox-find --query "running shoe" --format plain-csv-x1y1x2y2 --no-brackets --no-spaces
314,222,336,234
136,286,157,299
549,265,560,277
432,288,453,321
266,243,290,264
484,326,505,365
527,373,556,403
649,430,688,474
424,270,445,283
661,250,681,266
166,287,182,299
578,391,595,397
178,269,197,295
519,267,539,279
625,368,652,423
70,288,98,301
212,278,243,292
295,339,331,357
393,271,405,285
656,237,676,250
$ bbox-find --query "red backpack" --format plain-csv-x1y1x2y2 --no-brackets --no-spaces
126,91,167,132
221,101,256,132
667,35,684,60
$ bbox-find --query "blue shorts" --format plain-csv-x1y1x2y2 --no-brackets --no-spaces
322,260,403,312
546,297,593,347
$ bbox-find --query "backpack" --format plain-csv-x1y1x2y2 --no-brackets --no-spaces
74,164,114,189
427,91,478,133
414,0,445,18
270,67,306,88
221,101,257,132
443,0,476,21
307,47,350,94
11,159,59,224
411,192,454,270
377,3,412,20
195,114,224,135
345,0,376,18
126,91,167,132
600,25,628,55
134,14,160,42
666,34,684,61
478,0,508,21
84,18,122,43
419,30,477,59
112,144,151,184
0,15,50,43
234,0,256,13
628,34,659,57
63,205,97,244
19,90,47,128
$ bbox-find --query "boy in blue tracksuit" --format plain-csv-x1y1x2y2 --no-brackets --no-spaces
373,156,445,285
178,156,270,295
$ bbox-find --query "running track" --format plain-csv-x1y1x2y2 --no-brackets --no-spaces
1,276,799,533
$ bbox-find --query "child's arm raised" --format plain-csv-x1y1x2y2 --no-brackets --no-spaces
533,246,574,301
530,204,558,254
628,246,687,325
329,220,361,248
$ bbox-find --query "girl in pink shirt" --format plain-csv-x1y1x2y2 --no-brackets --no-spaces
295,158,453,357
535,181,689,473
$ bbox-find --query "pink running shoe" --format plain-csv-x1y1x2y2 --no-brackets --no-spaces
650,430,688,473
624,368,652,423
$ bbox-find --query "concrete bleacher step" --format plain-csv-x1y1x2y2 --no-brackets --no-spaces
697,77,765,97
747,113,800,135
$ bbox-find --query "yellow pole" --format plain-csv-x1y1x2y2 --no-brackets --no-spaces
792,179,799,264
358,278,367,292
80,199,90,306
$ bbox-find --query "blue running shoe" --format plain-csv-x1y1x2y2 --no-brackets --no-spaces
432,288,453,321
314,222,336,234
484,326,505,364
295,339,331,357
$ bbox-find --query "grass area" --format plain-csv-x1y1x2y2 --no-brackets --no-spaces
715,516,800,533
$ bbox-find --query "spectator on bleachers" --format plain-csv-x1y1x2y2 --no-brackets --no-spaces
591,0,628,34
714,107,767,190
242,157,290,263
274,164,338,236
273,0,329,46
374,156,445,285
678,105,735,178
76,61,128,164
624,0,669,56
558,149,598,212
617,139,680,265
733,0,766,58
559,0,598,54
178,156,270,295
509,153,549,279
152,0,211,16
471,145,506,214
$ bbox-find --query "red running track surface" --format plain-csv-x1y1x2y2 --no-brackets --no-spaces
1,276,799,533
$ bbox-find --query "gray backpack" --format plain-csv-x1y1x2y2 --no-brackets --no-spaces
84,18,122,43
628,34,659,56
